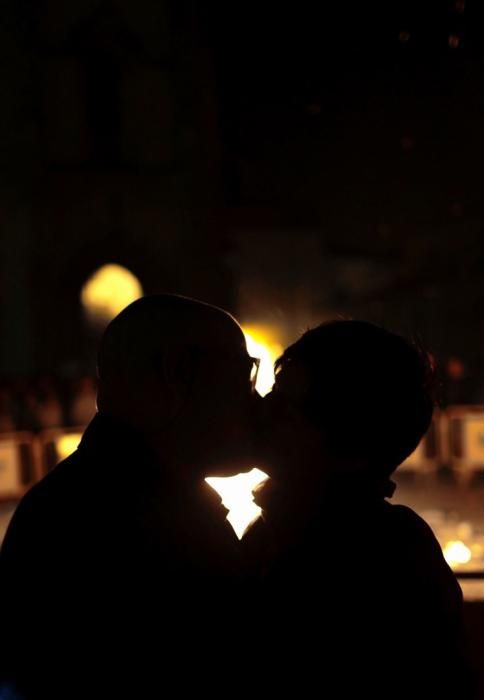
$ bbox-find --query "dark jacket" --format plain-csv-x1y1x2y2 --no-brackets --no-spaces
0,413,244,698
244,478,474,698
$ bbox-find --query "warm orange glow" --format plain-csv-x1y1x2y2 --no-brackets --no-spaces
205,328,279,535
81,264,143,324
443,540,472,567
206,468,269,539
0,440,21,493
55,434,83,461
242,327,283,397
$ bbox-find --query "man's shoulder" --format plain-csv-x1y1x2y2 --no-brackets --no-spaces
382,502,460,589
377,501,446,562
23,451,84,507
1,452,84,552
384,502,441,546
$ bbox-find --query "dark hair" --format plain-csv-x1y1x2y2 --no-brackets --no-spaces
274,320,435,476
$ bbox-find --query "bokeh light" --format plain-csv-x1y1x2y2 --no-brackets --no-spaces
56,434,83,461
81,264,143,325
443,540,472,567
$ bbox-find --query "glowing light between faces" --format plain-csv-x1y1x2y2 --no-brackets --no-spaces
206,468,269,539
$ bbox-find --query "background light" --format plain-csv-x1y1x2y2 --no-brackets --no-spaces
81,264,143,325
443,540,472,567
242,327,283,397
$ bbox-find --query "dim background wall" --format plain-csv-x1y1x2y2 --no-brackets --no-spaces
1,0,484,391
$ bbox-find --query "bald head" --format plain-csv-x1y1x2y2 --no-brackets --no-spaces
96,295,256,476
98,295,246,389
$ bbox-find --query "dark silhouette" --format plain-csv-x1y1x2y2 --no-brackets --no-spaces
245,320,474,698
0,295,259,699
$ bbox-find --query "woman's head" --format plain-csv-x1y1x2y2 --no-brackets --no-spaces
262,320,435,486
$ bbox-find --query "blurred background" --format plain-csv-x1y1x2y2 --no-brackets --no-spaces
3,0,484,384
0,0,484,687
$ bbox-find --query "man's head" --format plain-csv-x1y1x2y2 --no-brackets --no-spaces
263,320,435,486
97,295,259,477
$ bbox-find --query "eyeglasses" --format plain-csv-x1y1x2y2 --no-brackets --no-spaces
190,349,261,392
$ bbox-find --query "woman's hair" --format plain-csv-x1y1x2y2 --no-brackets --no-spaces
274,320,435,476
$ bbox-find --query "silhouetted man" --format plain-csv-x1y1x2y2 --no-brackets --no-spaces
245,321,474,698
0,295,259,699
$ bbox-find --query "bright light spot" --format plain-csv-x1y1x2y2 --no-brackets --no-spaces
243,327,283,397
81,264,143,324
206,326,278,535
56,433,83,461
206,468,269,539
443,540,472,568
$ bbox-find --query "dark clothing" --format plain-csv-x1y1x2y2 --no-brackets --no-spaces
0,414,244,698
244,478,474,698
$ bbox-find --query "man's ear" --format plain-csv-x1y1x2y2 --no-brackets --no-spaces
159,347,199,416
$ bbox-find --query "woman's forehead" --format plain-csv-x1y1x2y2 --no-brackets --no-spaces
274,362,309,398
